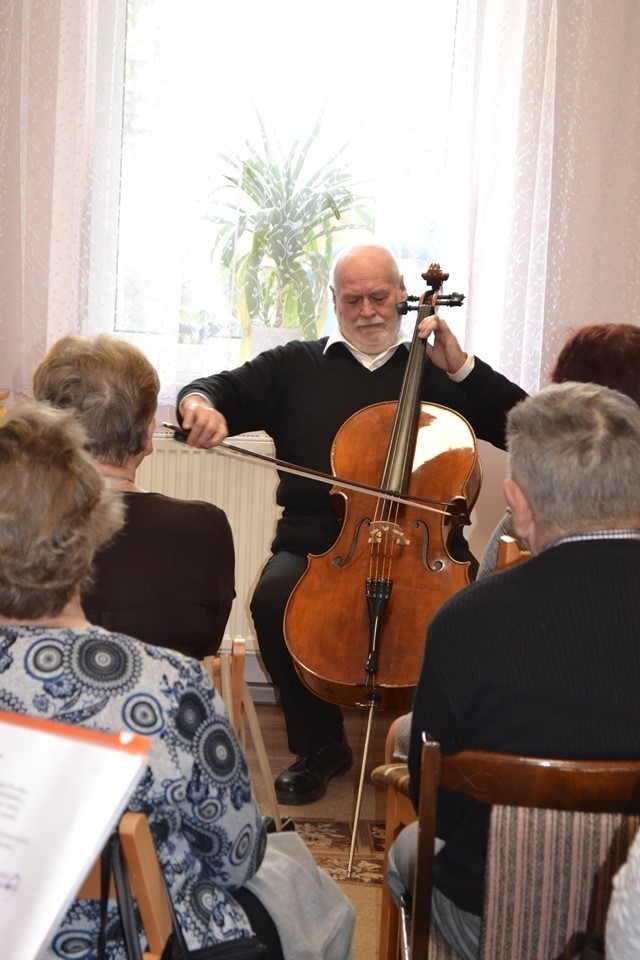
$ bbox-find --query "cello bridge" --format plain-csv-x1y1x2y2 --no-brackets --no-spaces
368,521,409,546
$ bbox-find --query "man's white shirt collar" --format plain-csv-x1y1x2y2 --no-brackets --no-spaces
324,329,411,371
324,328,475,380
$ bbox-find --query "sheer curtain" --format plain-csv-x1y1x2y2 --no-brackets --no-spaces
444,0,640,393
1,0,639,400
0,0,125,396
109,0,460,405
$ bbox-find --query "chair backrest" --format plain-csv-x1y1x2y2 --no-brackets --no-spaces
203,636,246,734
411,740,640,960
77,811,173,960
496,534,531,570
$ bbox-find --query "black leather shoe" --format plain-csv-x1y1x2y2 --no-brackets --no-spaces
274,736,353,805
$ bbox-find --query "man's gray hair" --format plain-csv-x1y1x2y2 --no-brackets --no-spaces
506,381,640,534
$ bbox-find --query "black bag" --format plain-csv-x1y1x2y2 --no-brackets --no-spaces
98,832,143,960
98,830,266,960
160,933,267,959
159,881,267,960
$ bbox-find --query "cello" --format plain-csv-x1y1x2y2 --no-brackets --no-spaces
283,264,481,713
283,264,480,871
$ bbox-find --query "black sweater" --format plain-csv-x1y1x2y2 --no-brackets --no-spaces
408,539,640,915
177,338,526,556
82,492,235,659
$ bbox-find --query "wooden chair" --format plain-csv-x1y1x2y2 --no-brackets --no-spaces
380,740,640,960
495,533,531,570
374,715,417,959
203,637,282,828
203,637,246,736
78,811,172,960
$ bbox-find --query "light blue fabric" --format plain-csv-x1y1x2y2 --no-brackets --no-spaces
387,822,480,960
431,887,481,960
247,831,355,960
0,624,266,959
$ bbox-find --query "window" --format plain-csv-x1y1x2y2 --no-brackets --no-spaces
113,0,459,403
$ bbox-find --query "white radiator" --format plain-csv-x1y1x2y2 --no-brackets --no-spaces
138,433,280,686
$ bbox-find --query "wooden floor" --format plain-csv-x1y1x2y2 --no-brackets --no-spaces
242,699,405,823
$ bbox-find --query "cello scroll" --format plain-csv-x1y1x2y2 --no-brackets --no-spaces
396,263,465,315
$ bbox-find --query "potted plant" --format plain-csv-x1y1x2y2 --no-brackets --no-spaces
208,113,372,355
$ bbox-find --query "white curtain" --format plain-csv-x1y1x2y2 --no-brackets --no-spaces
1,0,639,399
444,0,640,393
0,0,125,396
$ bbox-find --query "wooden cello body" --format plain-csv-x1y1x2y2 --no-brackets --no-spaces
283,265,480,712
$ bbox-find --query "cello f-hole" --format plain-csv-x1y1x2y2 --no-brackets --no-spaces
414,519,445,573
332,517,372,567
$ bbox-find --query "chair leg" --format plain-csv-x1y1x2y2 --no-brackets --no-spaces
203,638,245,736
240,678,282,828
219,648,244,736
119,812,173,960
229,638,246,734
204,639,282,826
379,786,417,960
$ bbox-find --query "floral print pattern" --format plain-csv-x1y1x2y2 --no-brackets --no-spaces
0,625,266,959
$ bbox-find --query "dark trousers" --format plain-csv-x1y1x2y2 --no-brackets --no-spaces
250,551,344,757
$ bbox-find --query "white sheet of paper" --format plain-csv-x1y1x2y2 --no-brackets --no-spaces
0,710,151,960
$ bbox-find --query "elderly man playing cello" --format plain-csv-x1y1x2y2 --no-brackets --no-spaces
176,243,526,805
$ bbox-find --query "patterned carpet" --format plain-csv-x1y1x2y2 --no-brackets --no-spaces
293,817,386,885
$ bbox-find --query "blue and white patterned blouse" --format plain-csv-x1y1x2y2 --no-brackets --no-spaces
0,624,266,959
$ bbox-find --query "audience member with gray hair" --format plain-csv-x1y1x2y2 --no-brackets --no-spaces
33,334,235,659
387,381,640,959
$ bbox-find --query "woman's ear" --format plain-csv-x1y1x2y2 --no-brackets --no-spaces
142,417,155,457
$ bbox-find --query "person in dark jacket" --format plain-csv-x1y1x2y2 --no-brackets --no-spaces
33,334,235,658
388,381,640,960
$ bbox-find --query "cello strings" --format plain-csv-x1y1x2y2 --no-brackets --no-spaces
370,491,403,582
